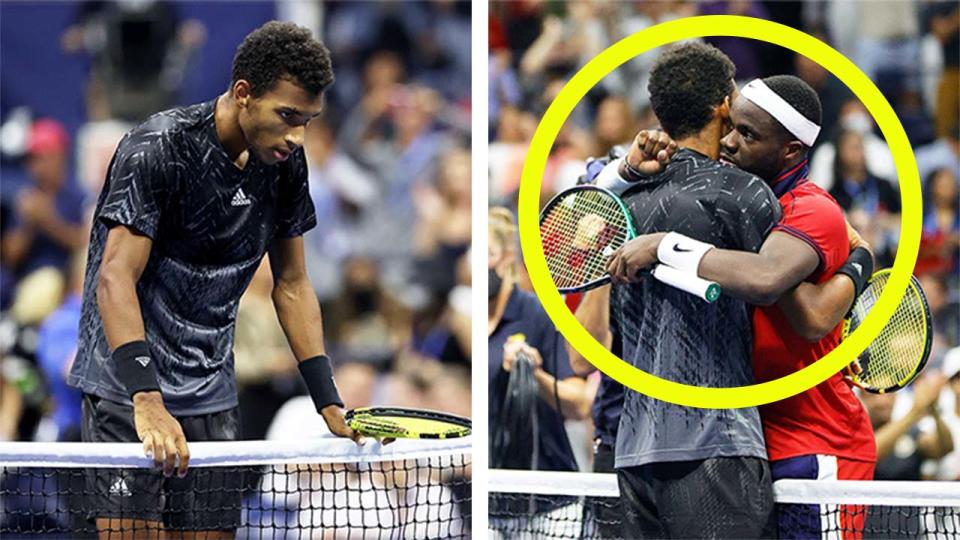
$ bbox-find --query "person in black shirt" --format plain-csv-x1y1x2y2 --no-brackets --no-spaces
603,43,781,539
69,21,360,536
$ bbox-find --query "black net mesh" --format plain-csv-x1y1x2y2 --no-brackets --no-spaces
489,483,960,539
2,455,471,538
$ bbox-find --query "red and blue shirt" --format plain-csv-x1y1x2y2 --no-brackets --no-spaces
752,161,876,464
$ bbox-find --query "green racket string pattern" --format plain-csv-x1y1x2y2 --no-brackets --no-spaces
540,190,630,290
847,272,929,391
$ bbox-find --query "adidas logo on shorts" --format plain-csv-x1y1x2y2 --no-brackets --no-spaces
231,188,252,207
109,477,132,497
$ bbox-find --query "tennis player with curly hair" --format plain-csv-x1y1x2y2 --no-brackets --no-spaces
69,21,359,538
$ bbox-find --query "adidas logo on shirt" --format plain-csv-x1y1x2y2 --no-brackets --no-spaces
231,188,252,207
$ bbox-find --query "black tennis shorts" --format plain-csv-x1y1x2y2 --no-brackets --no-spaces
80,394,242,531
617,456,776,539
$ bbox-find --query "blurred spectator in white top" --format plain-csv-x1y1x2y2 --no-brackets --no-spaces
932,348,960,480
810,99,896,191
913,122,960,186
302,119,378,300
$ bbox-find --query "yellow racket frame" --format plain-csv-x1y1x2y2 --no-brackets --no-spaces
345,407,471,439
842,269,933,393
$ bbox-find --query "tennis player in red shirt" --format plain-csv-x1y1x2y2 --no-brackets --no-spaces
614,75,876,538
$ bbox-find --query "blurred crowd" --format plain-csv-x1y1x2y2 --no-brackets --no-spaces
0,0,472,444
489,0,959,477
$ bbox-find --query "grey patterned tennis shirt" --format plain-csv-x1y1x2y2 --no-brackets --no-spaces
613,148,781,469
69,98,316,415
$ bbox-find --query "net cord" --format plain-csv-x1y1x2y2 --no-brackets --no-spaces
488,470,960,507
0,436,471,468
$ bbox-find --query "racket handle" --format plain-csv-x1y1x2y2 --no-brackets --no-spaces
651,264,721,303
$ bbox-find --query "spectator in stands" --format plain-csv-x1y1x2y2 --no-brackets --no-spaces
61,0,205,121
324,256,402,372
934,348,960,480
488,207,589,471
413,145,472,294
829,129,901,215
302,119,379,299
926,2,959,140
234,258,300,441
862,374,953,476
914,121,960,185
1,119,86,289
35,250,85,442
917,167,960,276
592,96,636,157
829,129,901,266
810,99,896,191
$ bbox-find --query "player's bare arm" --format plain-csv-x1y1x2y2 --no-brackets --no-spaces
98,225,189,478
609,229,818,305
567,286,612,377
268,236,364,444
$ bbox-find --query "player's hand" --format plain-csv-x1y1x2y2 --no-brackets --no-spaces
503,340,543,373
621,130,677,177
133,391,190,478
607,233,666,283
320,404,374,445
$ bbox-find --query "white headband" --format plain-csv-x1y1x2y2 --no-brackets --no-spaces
740,79,820,147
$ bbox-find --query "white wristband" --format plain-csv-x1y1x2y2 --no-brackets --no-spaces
657,232,715,275
593,157,634,195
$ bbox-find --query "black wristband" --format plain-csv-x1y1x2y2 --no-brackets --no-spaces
113,340,160,398
299,355,343,411
836,247,874,299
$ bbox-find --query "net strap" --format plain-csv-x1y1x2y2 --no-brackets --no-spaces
0,436,472,468
488,469,960,506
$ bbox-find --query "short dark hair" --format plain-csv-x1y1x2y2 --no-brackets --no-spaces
761,75,823,141
231,21,334,97
648,42,736,139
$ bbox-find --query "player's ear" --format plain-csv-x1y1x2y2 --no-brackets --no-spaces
233,80,251,108
782,140,805,163
716,95,731,122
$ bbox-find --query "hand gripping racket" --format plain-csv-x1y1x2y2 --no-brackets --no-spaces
539,185,721,302
843,269,933,393
345,407,471,439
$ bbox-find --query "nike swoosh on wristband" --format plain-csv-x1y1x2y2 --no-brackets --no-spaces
672,244,693,253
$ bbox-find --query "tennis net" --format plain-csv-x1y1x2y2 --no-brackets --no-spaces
1,437,471,538
489,469,960,539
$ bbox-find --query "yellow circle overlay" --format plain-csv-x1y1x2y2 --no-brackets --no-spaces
518,15,921,409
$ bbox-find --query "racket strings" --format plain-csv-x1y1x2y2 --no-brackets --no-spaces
541,190,630,289
851,273,929,390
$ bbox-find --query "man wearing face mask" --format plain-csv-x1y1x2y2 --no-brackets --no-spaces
487,207,590,473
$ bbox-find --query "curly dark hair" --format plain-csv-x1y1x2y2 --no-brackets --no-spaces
231,21,334,97
648,42,736,139
761,75,822,144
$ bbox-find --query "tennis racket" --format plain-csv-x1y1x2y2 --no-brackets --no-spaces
843,269,933,393
539,185,721,302
345,407,471,439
